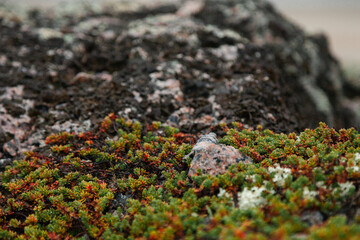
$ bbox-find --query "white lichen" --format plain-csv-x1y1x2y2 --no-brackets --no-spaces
354,153,360,163
315,181,325,188
337,182,355,197
217,188,231,198
246,174,256,183
347,166,360,173
218,183,273,210
345,153,360,173
237,185,270,210
268,164,292,187
302,187,318,201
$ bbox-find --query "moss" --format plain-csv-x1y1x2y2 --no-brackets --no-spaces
1,115,360,239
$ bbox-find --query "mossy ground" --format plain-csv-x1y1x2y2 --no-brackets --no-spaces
1,113,360,239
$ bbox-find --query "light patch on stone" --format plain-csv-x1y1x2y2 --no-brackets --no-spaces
132,91,143,103
0,86,34,146
208,95,221,118
204,25,243,42
37,28,63,40
210,45,238,62
127,14,199,42
129,47,149,61
176,0,204,17
51,120,91,134
148,78,183,107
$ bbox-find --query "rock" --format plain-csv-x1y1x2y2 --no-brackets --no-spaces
113,193,131,211
72,72,96,83
186,133,252,176
194,0,359,129
51,120,92,134
0,127,11,144
3,139,20,157
176,0,205,17
0,86,34,155
37,28,63,40
193,132,218,145
1,99,26,117
0,158,12,170
0,55,7,66
166,107,219,131
0,0,359,160
300,210,324,226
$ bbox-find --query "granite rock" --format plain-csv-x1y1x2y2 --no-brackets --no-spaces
186,133,252,176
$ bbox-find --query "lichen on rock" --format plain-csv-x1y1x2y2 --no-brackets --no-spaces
1,0,359,160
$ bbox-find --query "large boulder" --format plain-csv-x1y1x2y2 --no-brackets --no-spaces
0,0,358,159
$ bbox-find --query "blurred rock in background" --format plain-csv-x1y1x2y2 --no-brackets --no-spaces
0,0,359,160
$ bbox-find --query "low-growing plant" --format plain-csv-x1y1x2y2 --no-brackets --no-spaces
1,115,360,239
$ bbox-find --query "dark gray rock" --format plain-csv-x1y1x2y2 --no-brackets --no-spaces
0,158,12,170
0,0,359,162
300,210,324,226
194,0,359,129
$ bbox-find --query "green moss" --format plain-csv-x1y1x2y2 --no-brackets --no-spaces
1,115,360,239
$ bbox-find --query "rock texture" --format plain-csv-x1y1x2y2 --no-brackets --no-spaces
186,133,252,176
0,0,359,159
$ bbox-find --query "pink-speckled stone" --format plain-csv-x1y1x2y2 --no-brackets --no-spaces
186,133,252,176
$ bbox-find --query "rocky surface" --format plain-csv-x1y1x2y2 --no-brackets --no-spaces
0,0,359,160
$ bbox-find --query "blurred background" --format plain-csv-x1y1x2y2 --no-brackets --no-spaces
270,0,360,77
2,0,360,75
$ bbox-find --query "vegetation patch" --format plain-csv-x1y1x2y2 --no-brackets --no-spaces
1,113,360,239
